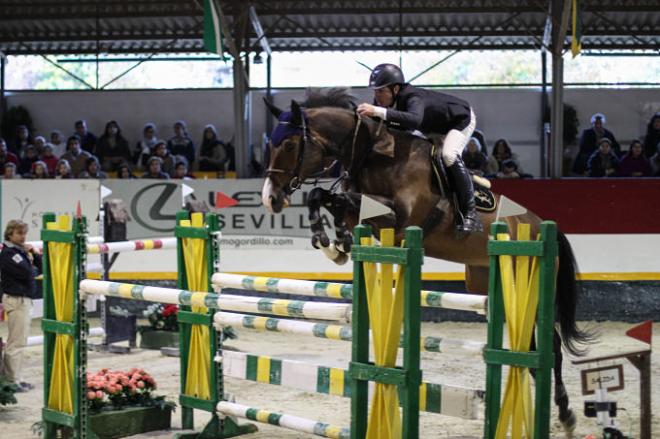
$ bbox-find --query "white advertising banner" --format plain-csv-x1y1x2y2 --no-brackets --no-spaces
0,180,100,240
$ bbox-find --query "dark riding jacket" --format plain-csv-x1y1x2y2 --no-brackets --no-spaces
0,241,42,299
382,84,472,134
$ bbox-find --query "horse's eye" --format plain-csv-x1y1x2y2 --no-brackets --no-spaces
285,141,295,152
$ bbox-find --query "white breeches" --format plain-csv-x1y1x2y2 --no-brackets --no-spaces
442,108,477,166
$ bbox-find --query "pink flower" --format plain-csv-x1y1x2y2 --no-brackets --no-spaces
87,391,96,400
137,381,145,389
95,390,104,399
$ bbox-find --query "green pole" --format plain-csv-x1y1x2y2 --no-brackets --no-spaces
401,226,423,439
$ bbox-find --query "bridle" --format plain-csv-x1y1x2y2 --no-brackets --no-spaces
266,108,368,195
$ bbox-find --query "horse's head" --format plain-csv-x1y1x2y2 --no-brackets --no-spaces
261,99,331,213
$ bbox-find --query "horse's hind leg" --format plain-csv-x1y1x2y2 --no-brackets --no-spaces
553,329,577,436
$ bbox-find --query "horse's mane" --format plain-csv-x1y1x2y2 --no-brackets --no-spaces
302,87,356,110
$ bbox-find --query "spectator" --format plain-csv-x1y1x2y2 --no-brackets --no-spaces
462,137,488,175
587,138,619,177
167,120,195,168
116,162,135,179
0,219,42,392
2,163,20,180
18,145,39,176
12,125,32,158
61,135,93,177
642,113,660,158
54,159,73,179
486,138,524,175
573,113,621,175
650,143,660,176
618,140,652,177
33,136,48,155
74,120,97,154
95,120,131,171
78,157,107,179
50,130,66,157
29,161,49,179
0,138,19,176
40,144,59,176
134,123,160,169
472,129,489,156
172,157,194,180
198,124,228,172
494,159,533,179
142,156,170,179
152,141,175,176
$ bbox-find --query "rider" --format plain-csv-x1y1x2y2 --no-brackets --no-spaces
357,63,482,234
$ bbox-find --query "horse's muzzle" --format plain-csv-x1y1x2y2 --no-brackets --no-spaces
261,178,290,214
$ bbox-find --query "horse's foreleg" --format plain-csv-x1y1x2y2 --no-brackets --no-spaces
308,187,331,249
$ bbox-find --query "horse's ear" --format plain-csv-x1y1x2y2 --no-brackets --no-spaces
263,97,283,118
369,123,395,158
290,100,303,126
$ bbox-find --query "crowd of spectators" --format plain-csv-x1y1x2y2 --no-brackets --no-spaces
462,112,660,179
1,112,659,180
0,120,233,179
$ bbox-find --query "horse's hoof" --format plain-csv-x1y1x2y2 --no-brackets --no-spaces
559,409,577,434
312,233,330,249
333,252,349,265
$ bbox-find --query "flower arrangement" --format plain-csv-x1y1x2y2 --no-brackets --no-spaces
86,368,174,412
143,303,179,331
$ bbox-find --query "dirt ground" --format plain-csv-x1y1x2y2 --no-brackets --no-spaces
1,318,658,439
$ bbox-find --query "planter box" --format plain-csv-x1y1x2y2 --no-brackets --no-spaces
138,327,179,350
89,406,172,438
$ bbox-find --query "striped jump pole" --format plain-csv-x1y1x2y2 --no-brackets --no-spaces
86,237,177,254
220,350,482,419
79,280,352,322
217,401,350,439
212,272,487,314
214,312,485,356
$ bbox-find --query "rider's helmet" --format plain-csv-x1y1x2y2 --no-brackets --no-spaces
369,64,405,89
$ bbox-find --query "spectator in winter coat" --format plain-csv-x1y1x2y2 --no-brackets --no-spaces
462,137,488,176
61,135,93,177
198,124,228,172
152,141,176,176
650,143,660,176
40,144,59,176
172,157,194,180
642,113,660,158
142,156,170,179
29,161,49,179
55,159,73,179
587,138,619,177
12,125,32,158
0,219,42,391
573,113,621,175
618,140,652,177
50,130,66,157
74,120,98,154
0,138,19,176
2,163,20,179
167,121,195,168
116,162,136,179
95,120,131,171
78,156,107,179
486,138,524,175
134,123,160,170
18,145,39,176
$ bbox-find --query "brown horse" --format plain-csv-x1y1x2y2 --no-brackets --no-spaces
261,89,590,436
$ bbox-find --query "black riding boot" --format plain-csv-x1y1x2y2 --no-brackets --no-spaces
447,158,483,234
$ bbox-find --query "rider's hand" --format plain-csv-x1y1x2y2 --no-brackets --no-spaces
357,103,376,117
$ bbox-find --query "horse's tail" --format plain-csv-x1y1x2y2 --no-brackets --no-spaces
556,230,596,356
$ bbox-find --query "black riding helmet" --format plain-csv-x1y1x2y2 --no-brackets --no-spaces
369,63,405,89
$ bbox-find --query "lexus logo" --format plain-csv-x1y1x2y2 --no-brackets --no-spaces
131,183,178,232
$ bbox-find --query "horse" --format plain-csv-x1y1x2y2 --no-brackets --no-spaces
260,88,591,436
